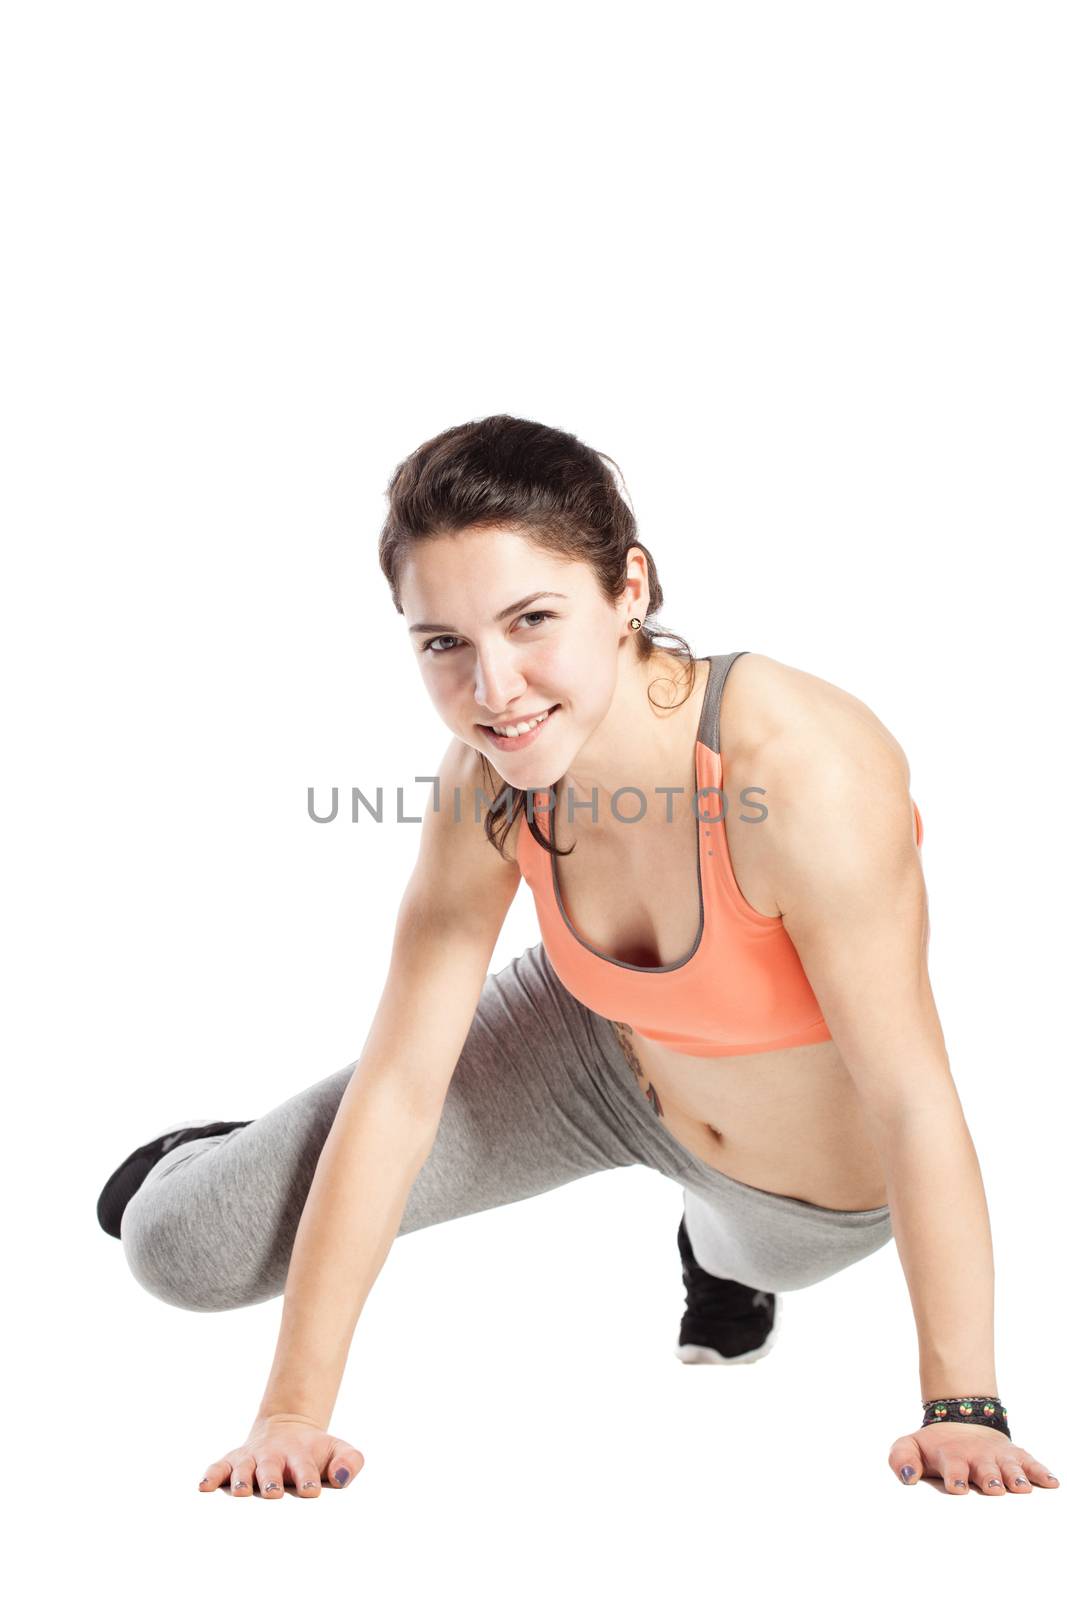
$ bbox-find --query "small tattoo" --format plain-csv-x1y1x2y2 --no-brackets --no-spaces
610,1019,642,1084
610,1020,664,1118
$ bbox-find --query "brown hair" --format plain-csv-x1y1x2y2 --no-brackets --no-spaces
378,413,697,859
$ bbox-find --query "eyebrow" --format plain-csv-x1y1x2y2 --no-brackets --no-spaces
407,591,567,634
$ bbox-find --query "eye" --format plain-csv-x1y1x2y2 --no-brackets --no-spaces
421,611,554,654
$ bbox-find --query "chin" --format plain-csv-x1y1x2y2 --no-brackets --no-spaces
492,758,560,793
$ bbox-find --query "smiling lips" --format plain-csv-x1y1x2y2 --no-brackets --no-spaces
481,704,559,749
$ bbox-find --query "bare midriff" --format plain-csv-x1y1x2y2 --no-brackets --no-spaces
607,1020,889,1211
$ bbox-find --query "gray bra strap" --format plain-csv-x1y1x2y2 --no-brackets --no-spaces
697,652,750,753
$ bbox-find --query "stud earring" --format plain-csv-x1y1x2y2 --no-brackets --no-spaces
629,617,642,631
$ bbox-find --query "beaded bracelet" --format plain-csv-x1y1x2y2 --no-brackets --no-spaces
921,1396,1011,1441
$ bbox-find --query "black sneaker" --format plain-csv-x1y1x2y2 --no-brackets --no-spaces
96,1119,253,1240
674,1213,781,1365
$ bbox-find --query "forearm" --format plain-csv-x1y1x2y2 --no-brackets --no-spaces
876,1093,998,1403
255,1072,440,1429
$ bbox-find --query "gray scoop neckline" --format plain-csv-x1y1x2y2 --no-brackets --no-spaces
547,656,715,975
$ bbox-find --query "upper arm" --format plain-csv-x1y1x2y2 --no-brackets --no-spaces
358,739,521,1120
762,703,951,1130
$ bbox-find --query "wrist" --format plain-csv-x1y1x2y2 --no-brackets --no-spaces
920,1381,999,1407
920,1366,998,1404
254,1410,328,1431
920,1394,1010,1439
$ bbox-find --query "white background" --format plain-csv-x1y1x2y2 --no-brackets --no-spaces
3,0,1064,1589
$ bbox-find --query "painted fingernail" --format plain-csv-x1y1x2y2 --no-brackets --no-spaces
953,1479,967,1488
1014,1477,1026,1486
335,1466,350,1485
265,1481,280,1492
233,1479,246,1489
900,1465,916,1481
988,1477,1002,1488
301,1480,316,1490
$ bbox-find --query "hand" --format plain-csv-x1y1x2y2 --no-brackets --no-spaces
888,1421,1060,1494
198,1412,365,1498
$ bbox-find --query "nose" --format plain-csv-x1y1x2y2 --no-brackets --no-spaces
473,648,526,719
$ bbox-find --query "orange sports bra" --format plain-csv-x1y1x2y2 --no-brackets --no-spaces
514,652,924,1059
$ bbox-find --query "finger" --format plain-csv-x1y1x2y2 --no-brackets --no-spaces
939,1456,970,1493
970,1457,1006,1494
255,1455,286,1498
1019,1456,1060,1489
887,1440,922,1485
289,1456,321,1498
229,1455,256,1496
199,1457,234,1492
1000,1455,1033,1493
325,1443,365,1488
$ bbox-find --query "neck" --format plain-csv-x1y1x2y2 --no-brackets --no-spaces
553,648,707,835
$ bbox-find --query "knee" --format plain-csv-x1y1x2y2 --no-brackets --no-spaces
120,1186,273,1313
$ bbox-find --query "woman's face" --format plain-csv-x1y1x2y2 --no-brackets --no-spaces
398,526,632,786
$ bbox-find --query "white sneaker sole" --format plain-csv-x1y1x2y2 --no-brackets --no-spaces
674,1296,783,1365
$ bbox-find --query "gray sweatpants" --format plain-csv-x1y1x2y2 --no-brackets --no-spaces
120,942,894,1313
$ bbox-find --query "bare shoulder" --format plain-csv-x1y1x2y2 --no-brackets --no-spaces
436,735,526,865
719,654,918,915
398,735,522,944
722,651,911,779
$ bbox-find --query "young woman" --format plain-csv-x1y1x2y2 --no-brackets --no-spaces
98,414,1056,1502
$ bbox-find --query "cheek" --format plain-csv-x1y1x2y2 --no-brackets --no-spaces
418,664,458,720
547,649,609,711
530,639,580,690
437,682,467,724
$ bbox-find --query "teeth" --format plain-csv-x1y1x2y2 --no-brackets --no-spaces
491,708,552,738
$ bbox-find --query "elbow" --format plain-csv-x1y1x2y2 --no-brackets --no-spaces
865,1080,967,1146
